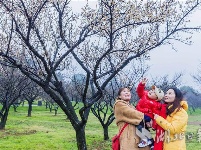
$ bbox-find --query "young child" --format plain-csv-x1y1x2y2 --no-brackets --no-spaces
135,78,165,149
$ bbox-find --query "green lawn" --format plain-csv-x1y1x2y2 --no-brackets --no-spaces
0,105,200,150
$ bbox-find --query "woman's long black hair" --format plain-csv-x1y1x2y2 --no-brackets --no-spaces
166,87,183,116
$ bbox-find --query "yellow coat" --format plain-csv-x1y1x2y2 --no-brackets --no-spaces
155,101,188,150
113,99,150,150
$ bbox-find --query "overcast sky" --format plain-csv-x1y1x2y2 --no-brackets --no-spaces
147,10,201,90
71,0,201,90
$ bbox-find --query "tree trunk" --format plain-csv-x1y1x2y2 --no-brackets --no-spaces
13,106,17,112
103,125,109,140
22,101,25,106
27,101,32,117
54,109,57,116
76,126,87,150
0,108,9,130
45,101,48,109
49,104,52,112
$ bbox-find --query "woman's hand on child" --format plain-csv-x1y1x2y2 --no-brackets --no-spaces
153,113,159,120
146,121,152,128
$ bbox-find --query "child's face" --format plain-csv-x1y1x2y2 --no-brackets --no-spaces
119,88,131,101
148,89,158,100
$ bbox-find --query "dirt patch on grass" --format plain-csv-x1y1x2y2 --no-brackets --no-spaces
0,129,37,138
188,121,201,125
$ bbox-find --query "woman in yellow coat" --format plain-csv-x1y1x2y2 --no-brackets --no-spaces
153,87,188,150
113,87,150,150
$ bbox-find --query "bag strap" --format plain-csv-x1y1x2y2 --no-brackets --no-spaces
118,123,129,137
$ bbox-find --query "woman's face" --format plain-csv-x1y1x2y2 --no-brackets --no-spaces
119,88,131,102
164,89,175,103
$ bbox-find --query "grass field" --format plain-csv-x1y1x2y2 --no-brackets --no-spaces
0,105,201,150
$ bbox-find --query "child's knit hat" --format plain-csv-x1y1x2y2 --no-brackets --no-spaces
151,85,164,101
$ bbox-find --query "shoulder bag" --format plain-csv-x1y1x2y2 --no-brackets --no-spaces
112,123,129,150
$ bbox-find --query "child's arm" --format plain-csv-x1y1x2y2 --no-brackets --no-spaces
136,78,148,98
145,100,162,110
136,103,152,114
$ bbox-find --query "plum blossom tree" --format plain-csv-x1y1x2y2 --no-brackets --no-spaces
0,65,30,129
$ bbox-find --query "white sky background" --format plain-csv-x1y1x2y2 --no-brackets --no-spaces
147,9,201,90
70,0,201,90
